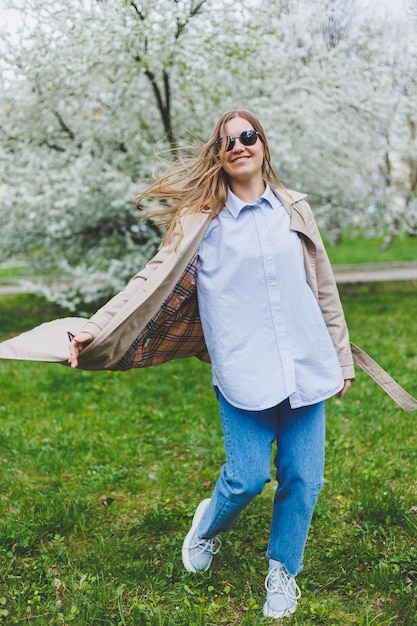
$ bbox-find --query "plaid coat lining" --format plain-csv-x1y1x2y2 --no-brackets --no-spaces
114,253,210,370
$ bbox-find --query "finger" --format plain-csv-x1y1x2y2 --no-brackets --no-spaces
68,353,78,368
68,340,80,368
68,333,93,368
338,380,352,398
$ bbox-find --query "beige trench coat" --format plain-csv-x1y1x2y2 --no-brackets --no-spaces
0,187,415,412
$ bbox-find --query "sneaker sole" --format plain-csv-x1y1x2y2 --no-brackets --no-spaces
262,601,297,619
182,498,212,573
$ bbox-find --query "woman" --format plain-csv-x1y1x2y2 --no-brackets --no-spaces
69,109,354,619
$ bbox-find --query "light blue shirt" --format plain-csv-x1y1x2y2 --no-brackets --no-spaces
197,185,344,410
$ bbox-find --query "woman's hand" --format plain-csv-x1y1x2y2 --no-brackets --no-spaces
338,379,352,398
68,332,94,368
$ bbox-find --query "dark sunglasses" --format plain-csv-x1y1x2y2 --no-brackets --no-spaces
215,129,259,152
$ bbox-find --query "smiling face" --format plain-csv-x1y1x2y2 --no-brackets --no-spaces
220,116,265,191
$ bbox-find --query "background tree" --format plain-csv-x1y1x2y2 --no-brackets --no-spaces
405,0,417,24
0,0,415,310
353,17,417,247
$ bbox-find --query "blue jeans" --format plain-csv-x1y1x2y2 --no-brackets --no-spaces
198,392,326,576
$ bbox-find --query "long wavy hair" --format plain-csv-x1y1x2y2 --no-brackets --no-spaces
137,110,285,247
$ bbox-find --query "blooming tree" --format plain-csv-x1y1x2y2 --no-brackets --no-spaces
349,16,417,246
0,0,415,309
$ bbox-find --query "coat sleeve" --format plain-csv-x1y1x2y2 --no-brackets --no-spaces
82,244,173,339
300,201,355,381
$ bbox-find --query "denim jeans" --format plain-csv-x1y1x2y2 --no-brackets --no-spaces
197,391,326,576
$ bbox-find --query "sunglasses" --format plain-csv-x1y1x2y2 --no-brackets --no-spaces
215,129,259,152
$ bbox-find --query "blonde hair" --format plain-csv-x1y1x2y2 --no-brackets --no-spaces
137,109,285,247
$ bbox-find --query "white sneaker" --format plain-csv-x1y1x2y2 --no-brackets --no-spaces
182,499,222,573
263,560,301,619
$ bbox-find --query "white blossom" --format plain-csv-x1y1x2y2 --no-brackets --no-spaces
0,0,415,308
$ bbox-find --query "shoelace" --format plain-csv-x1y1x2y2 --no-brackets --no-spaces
190,535,222,557
264,566,301,602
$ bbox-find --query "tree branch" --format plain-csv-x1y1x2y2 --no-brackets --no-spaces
175,0,206,40
132,1,208,151
143,67,177,151
43,142,66,152
130,1,145,21
53,111,75,140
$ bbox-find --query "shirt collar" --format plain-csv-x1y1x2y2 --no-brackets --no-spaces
225,183,277,219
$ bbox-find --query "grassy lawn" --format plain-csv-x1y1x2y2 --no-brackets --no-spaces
0,283,416,625
324,234,417,265
0,265,34,284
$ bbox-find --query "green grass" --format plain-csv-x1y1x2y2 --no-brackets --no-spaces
0,264,33,284
0,284,416,625
324,234,417,265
